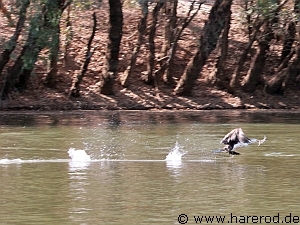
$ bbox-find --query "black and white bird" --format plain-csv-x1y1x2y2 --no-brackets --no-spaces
215,128,266,155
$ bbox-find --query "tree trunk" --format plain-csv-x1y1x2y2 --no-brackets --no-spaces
44,26,60,88
174,0,233,96
0,0,30,76
5,12,44,94
278,0,299,65
161,0,177,56
241,0,287,93
241,21,273,93
3,0,66,94
162,0,202,84
99,0,123,95
266,28,300,94
265,62,298,95
120,1,148,87
244,0,254,38
141,1,163,86
229,19,263,89
63,3,73,65
160,0,177,85
0,0,14,26
44,0,70,88
70,12,97,97
207,6,231,88
265,55,300,95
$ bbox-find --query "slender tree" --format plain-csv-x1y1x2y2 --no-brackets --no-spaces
120,0,148,87
265,48,300,94
241,0,287,93
99,0,123,95
229,17,264,89
241,21,274,92
69,12,97,97
3,0,67,94
142,1,164,86
4,5,45,94
0,0,14,25
174,0,233,96
44,0,72,88
207,3,231,87
278,0,299,65
161,0,177,56
161,0,202,84
265,24,300,94
0,0,30,76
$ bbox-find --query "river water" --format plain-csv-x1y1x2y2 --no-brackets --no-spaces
0,110,300,225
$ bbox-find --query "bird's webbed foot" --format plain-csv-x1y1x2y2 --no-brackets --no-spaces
229,150,240,155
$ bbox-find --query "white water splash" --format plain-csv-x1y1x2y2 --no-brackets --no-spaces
165,142,187,161
68,148,91,162
265,152,295,157
0,158,70,164
0,158,23,164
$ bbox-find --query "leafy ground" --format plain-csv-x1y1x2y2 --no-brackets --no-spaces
0,1,299,111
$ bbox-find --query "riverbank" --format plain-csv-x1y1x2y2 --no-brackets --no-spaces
0,83,299,111
0,1,299,111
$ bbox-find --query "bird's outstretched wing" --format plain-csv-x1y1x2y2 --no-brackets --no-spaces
217,128,266,155
220,128,251,145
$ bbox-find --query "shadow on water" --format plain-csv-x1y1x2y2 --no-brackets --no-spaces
0,110,300,127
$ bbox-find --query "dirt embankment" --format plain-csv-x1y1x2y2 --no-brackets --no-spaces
0,1,299,111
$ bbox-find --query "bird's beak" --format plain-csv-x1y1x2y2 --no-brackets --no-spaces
258,136,267,146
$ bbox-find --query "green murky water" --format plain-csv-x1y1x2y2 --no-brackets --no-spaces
0,110,300,224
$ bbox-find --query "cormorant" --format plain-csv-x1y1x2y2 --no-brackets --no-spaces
215,128,266,155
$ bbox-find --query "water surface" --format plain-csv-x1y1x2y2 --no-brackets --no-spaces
0,110,300,224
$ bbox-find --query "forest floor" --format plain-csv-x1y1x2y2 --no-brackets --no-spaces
0,1,299,111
